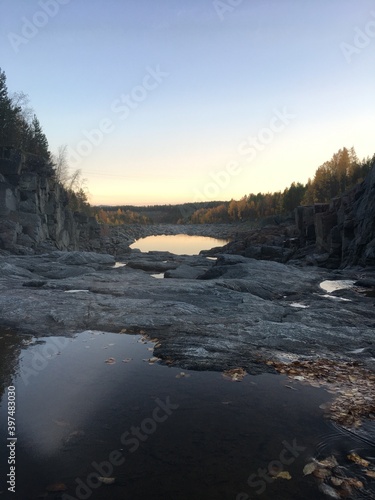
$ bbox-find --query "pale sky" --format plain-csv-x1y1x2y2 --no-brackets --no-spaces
1,0,374,205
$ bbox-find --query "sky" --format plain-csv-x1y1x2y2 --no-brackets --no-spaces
0,0,374,206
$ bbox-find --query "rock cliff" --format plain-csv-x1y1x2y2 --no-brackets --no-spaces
0,147,101,254
295,162,375,267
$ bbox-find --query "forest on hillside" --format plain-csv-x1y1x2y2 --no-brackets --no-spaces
187,147,373,224
96,148,374,225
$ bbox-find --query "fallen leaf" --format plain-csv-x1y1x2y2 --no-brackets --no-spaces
319,484,341,499
147,357,160,365
347,452,370,467
318,456,338,468
105,357,116,364
313,468,331,479
303,462,317,475
45,483,67,492
330,477,344,486
98,477,115,485
365,470,375,478
223,367,247,382
275,471,291,480
63,430,85,445
345,477,364,489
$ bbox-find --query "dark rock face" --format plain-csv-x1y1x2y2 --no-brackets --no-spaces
209,218,299,264
0,148,102,254
295,164,375,267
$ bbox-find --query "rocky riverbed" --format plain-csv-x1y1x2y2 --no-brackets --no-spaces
1,248,374,375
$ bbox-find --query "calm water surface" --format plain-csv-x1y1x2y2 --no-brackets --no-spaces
130,234,229,255
0,330,374,500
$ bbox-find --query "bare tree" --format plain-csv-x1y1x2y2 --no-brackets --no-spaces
52,144,89,200
10,91,34,124
52,145,71,186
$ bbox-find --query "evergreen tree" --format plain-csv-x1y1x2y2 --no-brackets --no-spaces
29,115,50,159
0,68,17,147
282,182,307,212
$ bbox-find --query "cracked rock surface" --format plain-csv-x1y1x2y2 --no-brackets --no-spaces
0,250,374,374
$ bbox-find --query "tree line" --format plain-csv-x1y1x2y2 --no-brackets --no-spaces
93,147,374,226
0,68,90,214
94,208,151,225
188,148,374,224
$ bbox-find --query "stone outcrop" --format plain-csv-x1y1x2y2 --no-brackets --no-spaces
205,218,299,264
0,250,374,373
295,163,375,267
0,147,102,254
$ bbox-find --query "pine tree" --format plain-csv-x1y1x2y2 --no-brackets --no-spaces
0,68,16,147
29,115,50,159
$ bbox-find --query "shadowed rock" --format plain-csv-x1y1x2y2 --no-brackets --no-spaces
0,250,374,375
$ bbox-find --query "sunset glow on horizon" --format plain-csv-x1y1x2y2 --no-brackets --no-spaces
1,0,374,205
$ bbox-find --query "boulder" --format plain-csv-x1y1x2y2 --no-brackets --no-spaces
164,265,207,279
56,251,115,266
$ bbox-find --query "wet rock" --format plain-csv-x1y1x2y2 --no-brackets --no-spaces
22,280,47,288
0,250,374,375
354,278,375,288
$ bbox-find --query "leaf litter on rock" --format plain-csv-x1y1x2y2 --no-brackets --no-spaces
266,358,375,427
347,452,370,467
222,367,247,382
303,452,374,499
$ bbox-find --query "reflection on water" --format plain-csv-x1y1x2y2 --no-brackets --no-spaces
130,234,229,255
0,331,374,499
320,280,355,293
151,273,165,279
0,328,28,400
